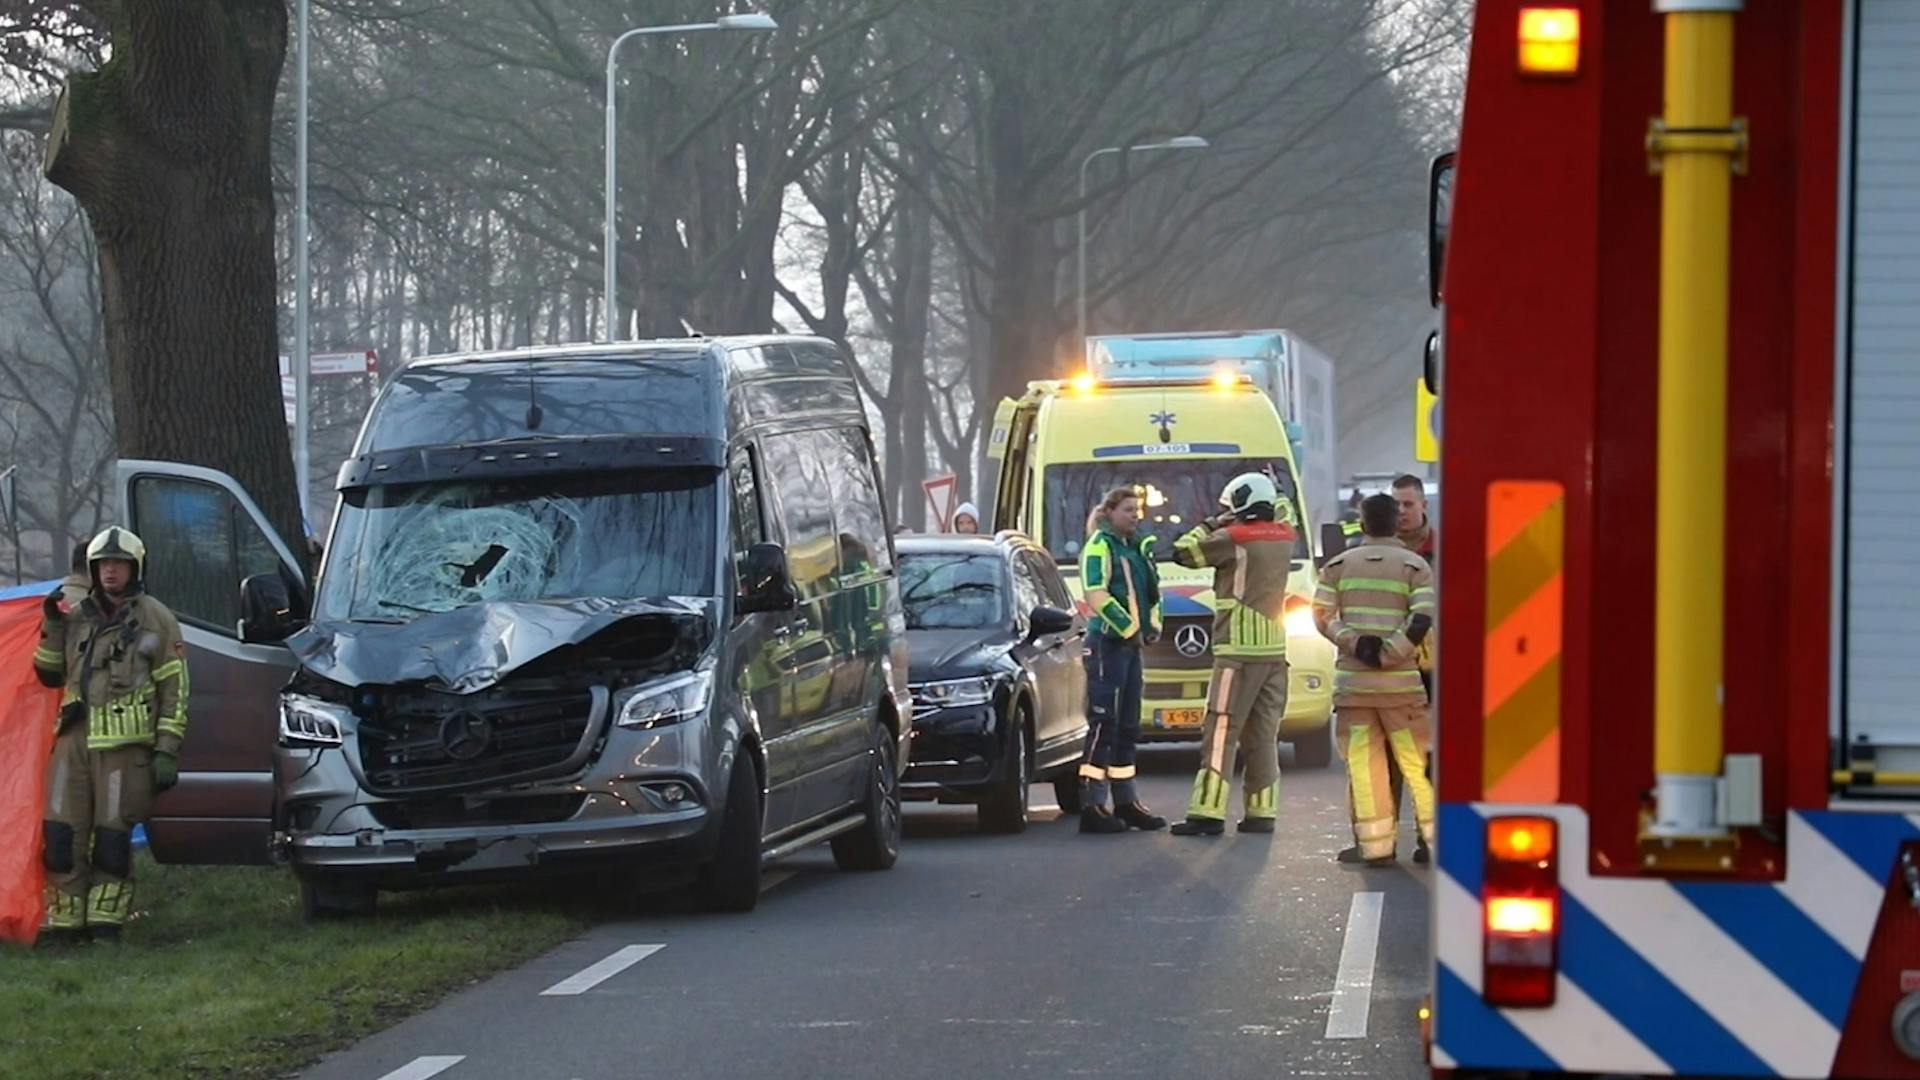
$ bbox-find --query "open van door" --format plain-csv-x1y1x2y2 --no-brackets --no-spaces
987,396,1037,536
117,460,309,864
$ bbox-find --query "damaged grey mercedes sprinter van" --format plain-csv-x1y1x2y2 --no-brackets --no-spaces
119,338,908,916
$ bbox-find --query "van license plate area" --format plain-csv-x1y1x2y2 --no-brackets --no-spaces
1157,708,1204,729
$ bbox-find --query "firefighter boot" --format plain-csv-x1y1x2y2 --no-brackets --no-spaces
1171,817,1226,836
1336,845,1396,867
1111,776,1166,830
1078,779,1125,835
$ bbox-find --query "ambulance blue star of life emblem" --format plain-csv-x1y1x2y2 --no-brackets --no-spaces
1150,410,1176,428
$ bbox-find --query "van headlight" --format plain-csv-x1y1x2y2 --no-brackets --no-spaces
616,670,714,729
911,676,996,710
280,694,349,748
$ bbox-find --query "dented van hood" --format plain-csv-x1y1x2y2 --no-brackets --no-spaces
288,596,713,695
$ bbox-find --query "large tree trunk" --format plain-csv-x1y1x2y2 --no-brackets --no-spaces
44,3,304,558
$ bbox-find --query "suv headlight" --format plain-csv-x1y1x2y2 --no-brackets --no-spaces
616,670,714,729
911,676,996,710
280,694,348,748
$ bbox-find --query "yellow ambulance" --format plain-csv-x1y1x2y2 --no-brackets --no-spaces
987,374,1336,765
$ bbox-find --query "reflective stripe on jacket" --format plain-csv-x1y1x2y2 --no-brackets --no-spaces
1173,520,1295,658
1081,528,1160,640
1312,541,1434,707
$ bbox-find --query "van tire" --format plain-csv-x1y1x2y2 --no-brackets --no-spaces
695,752,762,913
832,722,901,871
1292,723,1333,769
299,878,376,921
978,714,1030,834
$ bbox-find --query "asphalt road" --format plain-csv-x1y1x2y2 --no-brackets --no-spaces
303,745,1432,1080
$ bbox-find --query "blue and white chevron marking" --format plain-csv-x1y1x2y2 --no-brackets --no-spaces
1432,802,1920,1078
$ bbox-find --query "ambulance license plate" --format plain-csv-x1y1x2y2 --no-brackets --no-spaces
1158,708,1204,729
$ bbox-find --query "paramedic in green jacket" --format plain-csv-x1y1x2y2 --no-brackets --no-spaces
1075,487,1167,835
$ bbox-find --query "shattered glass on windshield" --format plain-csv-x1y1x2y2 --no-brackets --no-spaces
316,469,717,622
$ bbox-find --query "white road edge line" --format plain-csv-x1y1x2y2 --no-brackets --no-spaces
376,1056,465,1080
539,944,667,997
1325,891,1385,1039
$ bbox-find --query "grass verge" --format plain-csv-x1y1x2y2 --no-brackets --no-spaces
0,855,602,1079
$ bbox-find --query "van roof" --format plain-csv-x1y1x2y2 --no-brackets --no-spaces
403,336,830,372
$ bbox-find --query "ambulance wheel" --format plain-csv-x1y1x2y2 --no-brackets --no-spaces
1292,725,1333,770
299,877,376,921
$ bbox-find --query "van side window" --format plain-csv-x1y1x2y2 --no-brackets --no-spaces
729,446,765,553
132,475,288,634
1024,549,1074,610
760,430,836,599
818,427,892,577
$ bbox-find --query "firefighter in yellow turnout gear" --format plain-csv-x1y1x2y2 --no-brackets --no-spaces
32,527,188,944
1314,494,1436,866
1169,473,1298,837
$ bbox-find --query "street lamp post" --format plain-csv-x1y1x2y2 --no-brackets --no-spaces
294,0,312,527
603,13,777,341
1075,135,1211,363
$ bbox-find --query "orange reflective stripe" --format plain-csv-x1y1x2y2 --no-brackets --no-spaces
1482,481,1564,803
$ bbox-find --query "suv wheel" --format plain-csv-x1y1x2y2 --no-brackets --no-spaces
299,877,376,922
695,751,763,913
978,713,1030,834
1052,774,1084,814
832,721,901,871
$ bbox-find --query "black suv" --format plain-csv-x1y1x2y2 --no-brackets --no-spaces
897,533,1089,833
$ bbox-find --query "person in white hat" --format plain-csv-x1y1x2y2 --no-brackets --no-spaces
952,503,980,534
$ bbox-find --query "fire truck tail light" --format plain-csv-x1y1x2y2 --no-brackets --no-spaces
1486,896,1556,934
1483,815,1560,1008
1518,7,1581,77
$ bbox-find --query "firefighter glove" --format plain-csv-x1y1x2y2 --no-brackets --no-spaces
1355,635,1385,668
1407,614,1433,646
153,752,179,793
41,588,62,619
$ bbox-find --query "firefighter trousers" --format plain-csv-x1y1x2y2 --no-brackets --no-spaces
42,717,153,929
1186,659,1288,822
1080,634,1143,807
1339,704,1434,860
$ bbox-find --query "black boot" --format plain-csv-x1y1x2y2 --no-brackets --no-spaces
1413,837,1431,865
1115,802,1167,831
35,927,87,950
1170,817,1226,837
88,924,122,945
1237,818,1276,834
1080,806,1127,834
1336,844,1396,867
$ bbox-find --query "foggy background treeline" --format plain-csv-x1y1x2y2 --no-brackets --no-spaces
0,0,1465,580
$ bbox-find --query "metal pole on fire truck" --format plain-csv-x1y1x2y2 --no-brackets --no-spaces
1648,0,1745,841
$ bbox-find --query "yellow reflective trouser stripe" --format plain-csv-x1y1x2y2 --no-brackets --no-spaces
1108,764,1137,780
86,881,133,926
1187,767,1228,819
1387,728,1436,839
1079,763,1108,781
45,890,86,929
1348,724,1377,820
1245,781,1278,819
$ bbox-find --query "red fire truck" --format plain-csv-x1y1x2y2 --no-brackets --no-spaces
1430,2,1920,1077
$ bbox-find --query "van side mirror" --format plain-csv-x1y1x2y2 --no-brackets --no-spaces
1028,604,1075,640
239,572,303,644
737,543,797,614
1317,522,1349,569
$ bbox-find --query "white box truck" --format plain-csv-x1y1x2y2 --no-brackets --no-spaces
1085,330,1338,532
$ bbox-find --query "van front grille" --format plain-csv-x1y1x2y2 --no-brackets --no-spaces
357,687,605,796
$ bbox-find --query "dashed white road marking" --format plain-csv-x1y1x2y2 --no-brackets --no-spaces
539,944,667,996
1325,891,1384,1039
376,1056,464,1080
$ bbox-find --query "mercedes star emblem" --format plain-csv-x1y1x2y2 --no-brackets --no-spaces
439,711,493,762
1174,624,1211,658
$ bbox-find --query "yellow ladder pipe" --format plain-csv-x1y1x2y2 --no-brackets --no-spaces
1650,2,1743,838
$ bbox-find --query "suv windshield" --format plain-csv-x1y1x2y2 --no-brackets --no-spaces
317,468,717,621
897,552,1007,630
1041,459,1311,563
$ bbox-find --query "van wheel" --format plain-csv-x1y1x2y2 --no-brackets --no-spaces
299,877,376,922
832,722,901,871
695,752,762,913
1292,723,1333,769
978,715,1030,834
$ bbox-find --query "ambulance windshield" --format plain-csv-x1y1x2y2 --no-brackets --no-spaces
1041,460,1311,564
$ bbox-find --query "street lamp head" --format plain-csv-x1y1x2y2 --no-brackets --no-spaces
1162,135,1210,149
716,12,778,30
